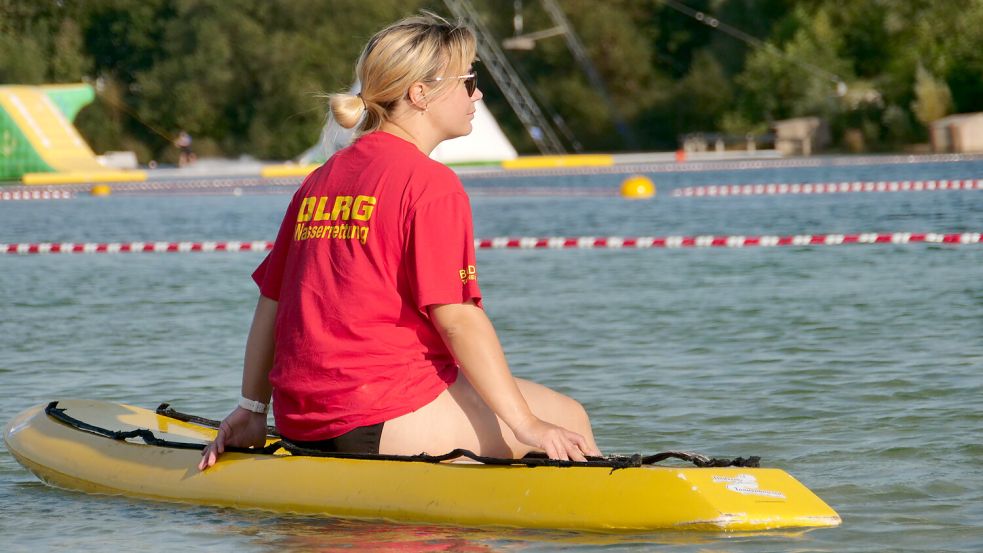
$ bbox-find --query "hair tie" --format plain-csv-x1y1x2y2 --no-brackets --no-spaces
356,92,367,110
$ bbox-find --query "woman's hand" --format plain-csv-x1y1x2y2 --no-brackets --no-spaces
198,407,269,470
511,416,599,462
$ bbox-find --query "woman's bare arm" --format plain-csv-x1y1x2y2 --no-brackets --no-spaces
429,302,595,461
198,295,277,470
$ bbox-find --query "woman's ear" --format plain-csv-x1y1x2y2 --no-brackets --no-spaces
407,82,429,111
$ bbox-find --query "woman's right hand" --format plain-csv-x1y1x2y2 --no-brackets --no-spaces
198,407,269,470
511,416,599,462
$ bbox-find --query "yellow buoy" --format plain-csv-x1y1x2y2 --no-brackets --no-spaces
620,175,656,199
90,184,112,197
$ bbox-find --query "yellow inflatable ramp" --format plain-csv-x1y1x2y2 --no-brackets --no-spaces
0,84,142,183
4,400,841,532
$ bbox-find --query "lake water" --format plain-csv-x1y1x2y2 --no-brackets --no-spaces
2,157,982,552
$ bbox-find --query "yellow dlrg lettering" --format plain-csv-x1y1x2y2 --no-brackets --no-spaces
352,195,376,221
331,196,353,220
297,197,317,222
313,196,331,221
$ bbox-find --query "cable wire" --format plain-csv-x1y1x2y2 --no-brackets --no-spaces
656,0,845,89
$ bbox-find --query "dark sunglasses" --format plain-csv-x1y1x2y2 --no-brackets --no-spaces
428,69,478,96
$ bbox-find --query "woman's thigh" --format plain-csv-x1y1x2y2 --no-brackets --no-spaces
378,374,596,458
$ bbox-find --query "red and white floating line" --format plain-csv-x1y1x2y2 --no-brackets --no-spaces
3,233,981,255
0,189,75,201
476,233,982,248
673,178,983,198
0,177,301,197
1,241,274,254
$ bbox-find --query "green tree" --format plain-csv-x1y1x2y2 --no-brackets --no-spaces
911,64,952,127
0,32,46,84
671,50,733,134
135,2,239,155
50,19,91,82
0,1,91,84
733,6,851,122
935,1,983,113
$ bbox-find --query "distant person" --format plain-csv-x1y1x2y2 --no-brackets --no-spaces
199,12,600,470
174,131,194,167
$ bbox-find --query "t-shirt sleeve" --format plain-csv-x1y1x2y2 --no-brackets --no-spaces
251,194,300,301
406,191,482,311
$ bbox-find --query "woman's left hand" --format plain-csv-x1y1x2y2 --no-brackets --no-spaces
511,416,598,462
198,407,268,470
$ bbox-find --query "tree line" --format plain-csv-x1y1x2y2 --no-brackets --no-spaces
2,0,981,162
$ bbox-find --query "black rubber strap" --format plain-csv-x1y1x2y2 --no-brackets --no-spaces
278,441,640,468
641,451,761,468
45,402,282,455
156,403,279,437
46,401,759,469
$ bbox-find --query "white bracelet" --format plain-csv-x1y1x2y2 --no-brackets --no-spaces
238,396,268,414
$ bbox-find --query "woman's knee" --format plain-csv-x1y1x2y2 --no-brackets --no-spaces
516,378,591,429
561,395,592,435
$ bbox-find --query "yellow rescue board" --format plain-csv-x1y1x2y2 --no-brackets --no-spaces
3,400,841,532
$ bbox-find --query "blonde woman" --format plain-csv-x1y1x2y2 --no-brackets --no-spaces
200,13,600,470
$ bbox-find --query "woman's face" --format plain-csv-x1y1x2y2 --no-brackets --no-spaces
426,66,482,141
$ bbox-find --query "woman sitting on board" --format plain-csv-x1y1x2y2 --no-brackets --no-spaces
199,13,600,470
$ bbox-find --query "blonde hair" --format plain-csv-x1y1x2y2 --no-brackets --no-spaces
329,12,477,134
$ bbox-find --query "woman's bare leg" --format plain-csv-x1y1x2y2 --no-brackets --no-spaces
514,377,599,454
379,374,598,457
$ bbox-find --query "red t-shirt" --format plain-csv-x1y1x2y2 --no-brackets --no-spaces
252,131,482,440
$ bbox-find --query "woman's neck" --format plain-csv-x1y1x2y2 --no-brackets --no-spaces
379,115,440,156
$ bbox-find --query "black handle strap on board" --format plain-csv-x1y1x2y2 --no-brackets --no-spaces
520,450,761,468
44,401,283,455
156,403,279,437
45,401,759,469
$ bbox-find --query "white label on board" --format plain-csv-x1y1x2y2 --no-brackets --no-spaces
712,474,787,500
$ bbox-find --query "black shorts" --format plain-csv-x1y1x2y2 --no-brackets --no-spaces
286,421,384,454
